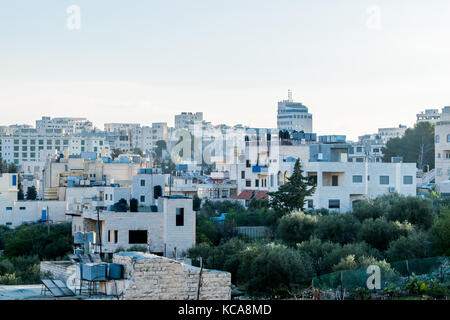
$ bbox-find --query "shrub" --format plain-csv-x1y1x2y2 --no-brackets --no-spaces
277,212,318,246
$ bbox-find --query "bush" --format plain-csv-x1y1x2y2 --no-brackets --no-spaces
432,207,450,256
316,213,361,244
3,223,72,259
237,243,314,297
386,232,435,261
387,196,434,230
357,217,412,251
277,212,318,246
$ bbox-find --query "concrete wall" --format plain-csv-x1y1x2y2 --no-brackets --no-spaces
0,200,68,227
113,252,231,300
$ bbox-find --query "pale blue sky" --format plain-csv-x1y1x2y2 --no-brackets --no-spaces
1,0,450,140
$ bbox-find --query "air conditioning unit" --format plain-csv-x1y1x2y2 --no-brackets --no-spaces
389,187,396,193
317,153,323,160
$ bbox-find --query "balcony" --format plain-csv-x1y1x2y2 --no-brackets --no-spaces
252,166,268,174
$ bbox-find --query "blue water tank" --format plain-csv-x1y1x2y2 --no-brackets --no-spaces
81,263,107,281
108,263,123,280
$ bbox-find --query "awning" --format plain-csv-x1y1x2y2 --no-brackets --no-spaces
236,190,255,200
254,190,268,200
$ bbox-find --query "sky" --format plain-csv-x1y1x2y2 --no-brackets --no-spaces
1,0,450,141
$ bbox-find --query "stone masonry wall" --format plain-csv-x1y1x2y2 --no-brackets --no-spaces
40,261,76,284
113,252,231,300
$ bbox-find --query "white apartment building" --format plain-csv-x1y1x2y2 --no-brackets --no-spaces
435,106,450,193
70,195,195,258
378,125,407,143
131,170,166,207
0,130,110,167
417,109,441,124
277,91,313,133
0,173,19,204
0,200,67,228
36,117,94,134
227,137,417,212
104,122,168,154
174,112,203,129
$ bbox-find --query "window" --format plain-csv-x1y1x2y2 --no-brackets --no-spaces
176,208,184,226
140,195,145,203
307,199,314,209
19,207,26,210
436,135,440,143
39,140,44,145
114,230,118,243
6,207,13,211
328,200,340,209
129,230,148,244
108,230,111,242
332,175,339,186
447,134,450,143
403,176,413,185
245,180,251,187
356,158,364,162
352,175,363,183
241,171,245,179
356,147,362,152
255,179,259,187
246,160,251,168
140,179,145,186
380,176,390,185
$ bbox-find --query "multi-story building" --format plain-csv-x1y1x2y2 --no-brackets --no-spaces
227,133,417,212
0,129,110,167
174,112,203,129
435,106,450,193
378,125,407,143
277,90,313,133
417,109,441,124
36,117,94,134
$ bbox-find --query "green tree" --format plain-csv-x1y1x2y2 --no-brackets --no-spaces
277,212,318,246
382,122,434,170
268,159,316,216
112,198,129,212
17,189,24,201
25,186,37,200
357,217,412,251
111,148,122,160
386,231,435,261
432,207,450,256
316,213,361,244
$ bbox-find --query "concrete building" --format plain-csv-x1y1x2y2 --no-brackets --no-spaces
378,125,407,143
0,173,19,204
69,196,195,258
131,169,166,207
227,134,417,212
174,112,203,129
435,106,450,193
277,90,313,133
0,200,67,228
36,117,94,134
417,109,441,124
0,129,110,167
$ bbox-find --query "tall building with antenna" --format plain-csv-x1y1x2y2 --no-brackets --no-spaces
277,90,313,133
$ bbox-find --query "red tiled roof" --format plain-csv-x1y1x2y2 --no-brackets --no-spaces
254,190,268,200
236,190,255,200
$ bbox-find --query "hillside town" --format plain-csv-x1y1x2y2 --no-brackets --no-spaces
0,92,447,300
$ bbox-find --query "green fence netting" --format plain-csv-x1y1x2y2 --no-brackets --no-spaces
312,256,450,292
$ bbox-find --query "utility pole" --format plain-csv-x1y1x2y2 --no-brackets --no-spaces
47,206,50,235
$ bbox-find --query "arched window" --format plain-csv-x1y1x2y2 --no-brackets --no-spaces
284,171,290,184
277,171,283,186
436,135,440,143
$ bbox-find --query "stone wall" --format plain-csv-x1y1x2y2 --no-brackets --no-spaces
112,252,231,300
40,261,76,284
